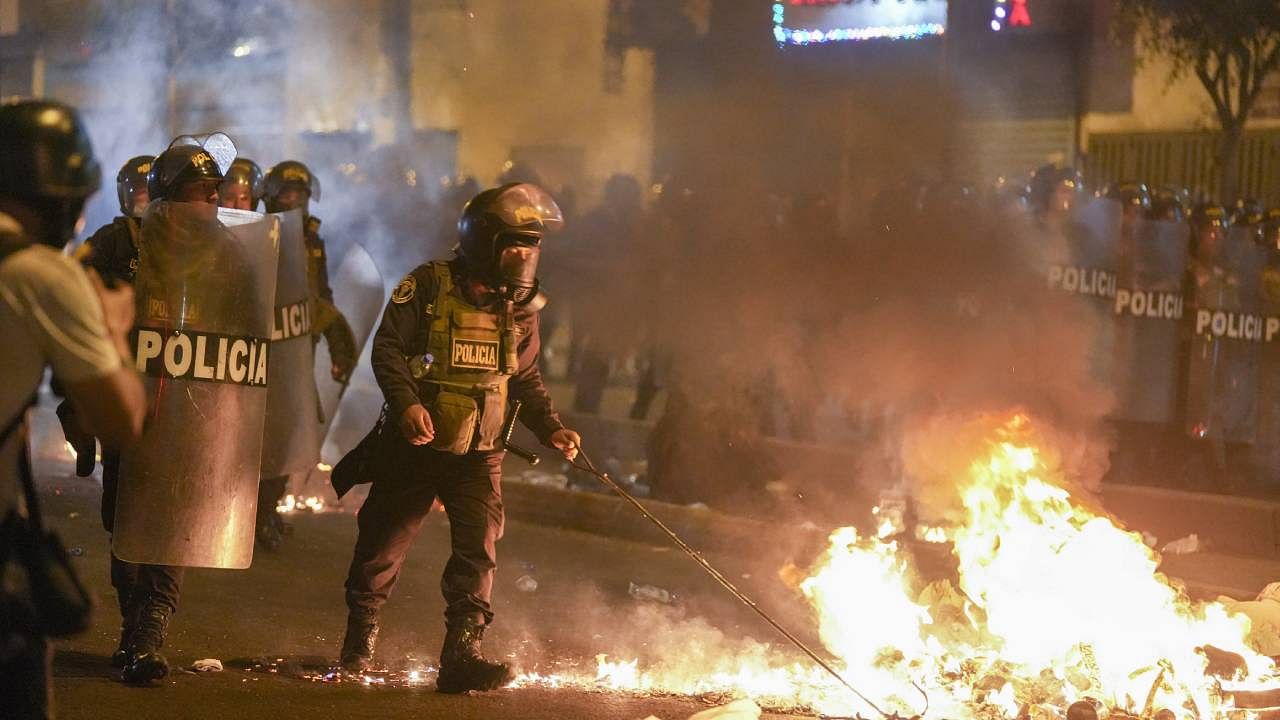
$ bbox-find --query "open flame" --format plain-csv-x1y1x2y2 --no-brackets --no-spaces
517,413,1278,717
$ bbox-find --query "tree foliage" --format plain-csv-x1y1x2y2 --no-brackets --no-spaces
1114,0,1280,198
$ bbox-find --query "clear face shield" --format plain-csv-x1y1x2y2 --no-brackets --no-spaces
487,184,562,303
119,173,150,218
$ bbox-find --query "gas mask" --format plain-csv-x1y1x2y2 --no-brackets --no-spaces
495,235,541,304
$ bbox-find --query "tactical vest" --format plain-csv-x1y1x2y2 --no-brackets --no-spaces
419,262,518,454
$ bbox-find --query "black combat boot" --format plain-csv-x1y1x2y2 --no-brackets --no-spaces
339,610,379,673
110,607,139,668
436,618,515,694
255,513,283,552
120,603,172,684
110,590,139,668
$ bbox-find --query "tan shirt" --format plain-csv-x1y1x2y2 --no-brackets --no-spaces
0,214,121,516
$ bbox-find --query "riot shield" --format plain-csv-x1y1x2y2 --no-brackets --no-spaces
1253,252,1280,471
114,202,279,569
1184,226,1266,443
1110,217,1189,423
1045,197,1121,388
260,209,322,478
314,244,385,463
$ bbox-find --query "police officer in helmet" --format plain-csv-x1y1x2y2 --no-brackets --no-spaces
263,161,330,299
1027,164,1085,228
219,157,264,212
107,134,231,686
75,155,154,285
337,183,581,693
257,160,357,549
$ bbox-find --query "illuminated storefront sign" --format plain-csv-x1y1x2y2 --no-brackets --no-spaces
991,0,1033,31
772,0,948,46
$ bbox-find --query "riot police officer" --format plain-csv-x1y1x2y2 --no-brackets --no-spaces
257,160,357,549
1149,186,1189,222
337,183,581,693
108,136,230,685
76,154,154,284
219,157,264,212
1027,164,1085,229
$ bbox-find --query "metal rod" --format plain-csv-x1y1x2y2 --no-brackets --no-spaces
570,447,909,719
503,400,540,465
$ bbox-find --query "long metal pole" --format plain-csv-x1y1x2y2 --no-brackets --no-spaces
570,448,911,719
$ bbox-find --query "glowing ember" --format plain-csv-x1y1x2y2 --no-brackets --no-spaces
516,413,1278,717
277,494,325,513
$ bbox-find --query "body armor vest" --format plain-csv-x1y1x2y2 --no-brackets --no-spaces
419,262,517,453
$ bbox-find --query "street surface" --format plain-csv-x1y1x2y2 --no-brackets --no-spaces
41,469,813,720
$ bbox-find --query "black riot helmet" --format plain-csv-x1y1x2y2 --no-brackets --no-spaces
220,157,264,211
148,132,235,202
0,99,102,247
1148,186,1188,222
456,183,564,304
1191,202,1229,229
263,160,321,212
1026,164,1085,217
116,155,154,218
1233,198,1266,227
1103,181,1150,212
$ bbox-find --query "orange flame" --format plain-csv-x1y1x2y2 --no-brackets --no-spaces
517,413,1277,717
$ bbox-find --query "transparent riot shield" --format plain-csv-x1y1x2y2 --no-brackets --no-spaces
1253,250,1280,471
260,209,322,478
1110,218,1190,423
311,245,386,469
1045,197,1122,389
114,202,279,569
1185,226,1266,443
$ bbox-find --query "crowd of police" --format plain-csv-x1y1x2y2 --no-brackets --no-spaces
0,97,581,717
539,163,1280,514
1012,165,1280,494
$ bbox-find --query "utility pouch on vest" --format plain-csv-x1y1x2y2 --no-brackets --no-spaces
430,390,478,455
477,387,506,451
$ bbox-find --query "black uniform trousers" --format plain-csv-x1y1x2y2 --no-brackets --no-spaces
100,453,184,620
344,436,504,627
0,514,52,720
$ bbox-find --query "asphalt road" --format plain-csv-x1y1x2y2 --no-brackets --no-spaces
32,451,1280,720
40,469,821,720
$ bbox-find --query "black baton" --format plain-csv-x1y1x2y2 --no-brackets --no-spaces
502,400,540,466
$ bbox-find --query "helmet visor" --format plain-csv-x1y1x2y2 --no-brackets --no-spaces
491,184,564,233
118,171,151,218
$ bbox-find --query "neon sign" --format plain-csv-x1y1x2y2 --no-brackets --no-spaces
991,0,1032,31
773,0,948,46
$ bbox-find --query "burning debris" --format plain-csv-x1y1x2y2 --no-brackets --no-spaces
276,494,327,514
512,414,1277,719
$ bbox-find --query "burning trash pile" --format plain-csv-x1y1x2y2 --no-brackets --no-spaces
519,413,1278,719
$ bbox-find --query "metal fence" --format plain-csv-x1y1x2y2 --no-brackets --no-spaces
1086,129,1280,205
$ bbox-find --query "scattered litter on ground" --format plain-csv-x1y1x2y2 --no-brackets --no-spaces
1162,533,1202,555
628,582,674,604
515,574,539,592
1219,582,1280,655
191,658,223,672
